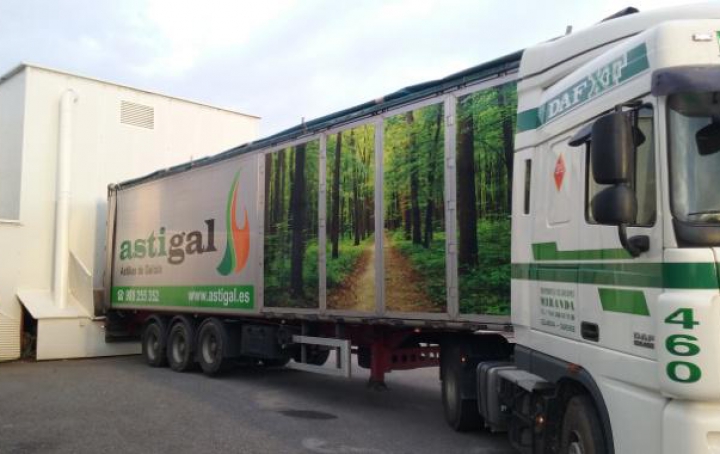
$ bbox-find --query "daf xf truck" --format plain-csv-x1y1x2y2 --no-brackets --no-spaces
102,4,720,453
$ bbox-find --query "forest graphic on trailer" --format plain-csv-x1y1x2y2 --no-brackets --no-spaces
264,141,319,308
262,82,515,315
383,104,447,313
326,125,376,311
456,82,515,315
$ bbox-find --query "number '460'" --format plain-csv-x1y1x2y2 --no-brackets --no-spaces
664,308,702,384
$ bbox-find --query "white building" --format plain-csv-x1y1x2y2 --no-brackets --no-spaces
0,64,259,361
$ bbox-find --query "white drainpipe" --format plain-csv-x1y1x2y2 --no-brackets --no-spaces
54,89,77,310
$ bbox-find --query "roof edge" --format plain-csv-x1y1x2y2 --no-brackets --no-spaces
0,62,260,120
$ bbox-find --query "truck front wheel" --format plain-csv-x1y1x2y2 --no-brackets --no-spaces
167,316,196,372
560,395,607,454
441,343,482,431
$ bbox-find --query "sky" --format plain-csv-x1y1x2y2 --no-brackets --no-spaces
0,0,698,137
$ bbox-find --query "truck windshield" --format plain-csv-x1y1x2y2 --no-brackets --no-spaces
668,92,720,223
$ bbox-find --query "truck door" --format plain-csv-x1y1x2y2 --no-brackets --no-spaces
529,134,582,344
577,102,661,359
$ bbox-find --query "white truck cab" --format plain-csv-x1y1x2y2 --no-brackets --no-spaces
505,4,720,453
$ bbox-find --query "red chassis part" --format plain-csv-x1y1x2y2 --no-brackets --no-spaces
342,325,440,387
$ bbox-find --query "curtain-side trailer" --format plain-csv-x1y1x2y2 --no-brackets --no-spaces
103,4,720,454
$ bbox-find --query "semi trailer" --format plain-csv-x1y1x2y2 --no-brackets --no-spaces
101,4,720,453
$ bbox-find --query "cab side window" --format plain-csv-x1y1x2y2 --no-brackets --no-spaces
586,106,656,226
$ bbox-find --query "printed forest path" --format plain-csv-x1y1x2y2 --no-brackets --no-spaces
355,242,377,309
327,236,439,312
327,233,438,313
382,233,438,313
327,241,376,311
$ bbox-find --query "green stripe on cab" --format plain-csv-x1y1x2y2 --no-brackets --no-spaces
517,108,540,132
511,262,718,289
532,242,631,261
598,288,650,316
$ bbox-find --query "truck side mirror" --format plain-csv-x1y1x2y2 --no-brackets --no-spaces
591,113,635,184
591,184,648,257
590,111,649,258
591,185,637,225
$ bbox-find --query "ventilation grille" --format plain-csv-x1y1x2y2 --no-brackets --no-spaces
120,101,154,129
0,311,20,360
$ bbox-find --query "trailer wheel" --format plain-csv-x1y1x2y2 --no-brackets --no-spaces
441,343,482,432
142,318,167,367
197,318,228,376
560,395,607,454
357,346,371,369
293,345,330,366
167,317,196,372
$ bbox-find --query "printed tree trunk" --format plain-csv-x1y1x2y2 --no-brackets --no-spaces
340,191,345,239
457,108,479,267
407,111,422,245
351,131,361,246
290,144,306,298
357,141,366,241
424,108,442,248
396,192,401,230
264,153,272,230
331,133,342,259
498,87,514,211
404,205,411,240
272,148,285,232
287,148,294,219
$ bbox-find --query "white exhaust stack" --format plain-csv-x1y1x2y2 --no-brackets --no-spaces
53,89,77,309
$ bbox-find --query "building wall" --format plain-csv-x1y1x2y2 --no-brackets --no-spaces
0,66,259,360
0,70,26,359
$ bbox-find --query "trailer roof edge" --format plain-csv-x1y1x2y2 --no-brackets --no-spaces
114,49,523,190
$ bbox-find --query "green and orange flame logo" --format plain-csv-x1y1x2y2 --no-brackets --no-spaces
217,171,250,276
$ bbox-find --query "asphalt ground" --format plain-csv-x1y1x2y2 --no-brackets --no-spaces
0,355,514,454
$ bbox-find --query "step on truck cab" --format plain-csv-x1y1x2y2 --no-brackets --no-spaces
475,3,720,454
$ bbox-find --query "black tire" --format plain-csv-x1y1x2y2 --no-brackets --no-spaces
167,317,196,372
441,343,482,432
293,345,330,366
197,318,228,376
141,319,167,367
357,346,371,369
560,395,607,454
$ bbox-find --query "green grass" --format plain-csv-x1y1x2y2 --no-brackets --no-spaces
388,230,447,308
264,234,319,308
263,219,511,315
326,237,372,288
385,219,510,315
459,218,511,315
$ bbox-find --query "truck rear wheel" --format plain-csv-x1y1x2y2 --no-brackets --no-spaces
560,395,607,454
167,316,196,372
197,318,228,376
441,343,482,431
142,318,167,367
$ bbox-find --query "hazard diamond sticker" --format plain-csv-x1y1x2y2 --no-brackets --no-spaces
554,154,566,191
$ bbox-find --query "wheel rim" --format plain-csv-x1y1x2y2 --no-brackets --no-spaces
172,331,187,364
202,331,219,365
568,431,584,454
146,330,158,361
